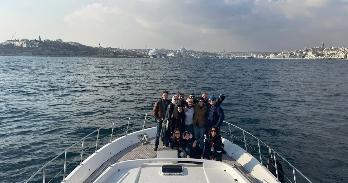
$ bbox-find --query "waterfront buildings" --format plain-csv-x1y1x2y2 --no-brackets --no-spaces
1,39,347,60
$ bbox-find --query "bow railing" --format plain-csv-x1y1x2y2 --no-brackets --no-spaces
221,121,312,183
25,114,155,183
25,114,311,183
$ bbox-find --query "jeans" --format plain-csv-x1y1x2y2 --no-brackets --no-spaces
194,126,205,149
162,121,170,146
155,121,162,148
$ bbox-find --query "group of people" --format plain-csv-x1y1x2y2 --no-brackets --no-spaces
152,90,225,161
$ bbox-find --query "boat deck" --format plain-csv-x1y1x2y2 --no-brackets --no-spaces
85,139,259,183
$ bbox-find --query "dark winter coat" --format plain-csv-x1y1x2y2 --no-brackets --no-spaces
207,105,224,128
166,103,185,134
152,99,170,122
169,136,184,150
204,134,223,160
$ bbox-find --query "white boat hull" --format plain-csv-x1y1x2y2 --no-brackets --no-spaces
63,127,279,183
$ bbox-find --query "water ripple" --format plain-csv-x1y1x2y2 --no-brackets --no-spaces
0,57,347,183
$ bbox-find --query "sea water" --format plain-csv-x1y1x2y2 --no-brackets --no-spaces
0,56,347,182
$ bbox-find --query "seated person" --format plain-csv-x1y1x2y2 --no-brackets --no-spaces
182,131,202,159
203,127,223,161
169,128,185,158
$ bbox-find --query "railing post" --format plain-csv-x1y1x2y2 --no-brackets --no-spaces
80,139,84,164
126,117,130,135
110,123,115,142
267,147,271,169
142,113,148,130
95,129,100,152
274,151,279,180
243,130,248,151
258,139,262,164
63,151,67,180
42,166,46,183
293,167,297,183
228,123,233,143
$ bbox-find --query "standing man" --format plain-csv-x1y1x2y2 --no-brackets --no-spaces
193,97,207,149
164,95,179,146
206,96,224,131
184,97,195,135
152,90,170,151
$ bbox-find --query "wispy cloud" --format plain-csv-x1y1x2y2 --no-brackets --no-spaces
64,3,122,23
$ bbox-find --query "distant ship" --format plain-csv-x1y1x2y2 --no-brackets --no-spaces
148,48,160,58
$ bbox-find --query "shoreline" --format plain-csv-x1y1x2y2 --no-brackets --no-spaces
1,55,347,61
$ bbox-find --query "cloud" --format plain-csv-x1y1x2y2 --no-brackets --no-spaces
62,0,348,51
64,3,122,23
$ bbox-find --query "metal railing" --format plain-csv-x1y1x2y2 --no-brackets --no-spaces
26,129,100,183
25,115,311,183
25,114,154,183
221,121,312,183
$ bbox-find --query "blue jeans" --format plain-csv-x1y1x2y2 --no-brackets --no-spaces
155,122,162,148
194,126,205,149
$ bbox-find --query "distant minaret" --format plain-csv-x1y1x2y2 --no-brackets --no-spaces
321,42,325,51
38,36,42,42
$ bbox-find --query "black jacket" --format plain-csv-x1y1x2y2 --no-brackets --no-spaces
204,134,223,160
166,103,185,133
170,137,184,150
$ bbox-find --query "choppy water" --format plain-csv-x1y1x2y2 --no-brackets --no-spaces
0,56,347,183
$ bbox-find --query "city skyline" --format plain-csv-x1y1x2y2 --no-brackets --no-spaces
1,0,348,52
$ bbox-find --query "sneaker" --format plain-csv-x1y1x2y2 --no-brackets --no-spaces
154,147,158,151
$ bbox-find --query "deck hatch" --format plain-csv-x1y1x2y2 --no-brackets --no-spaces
161,165,183,175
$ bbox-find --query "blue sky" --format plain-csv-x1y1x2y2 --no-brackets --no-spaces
1,0,348,51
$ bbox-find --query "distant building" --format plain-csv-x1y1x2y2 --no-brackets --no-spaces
305,51,316,59
3,39,27,47
269,53,283,59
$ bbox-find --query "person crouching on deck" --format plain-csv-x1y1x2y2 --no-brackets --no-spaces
204,127,223,161
182,131,202,159
169,128,185,158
